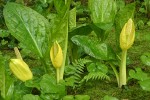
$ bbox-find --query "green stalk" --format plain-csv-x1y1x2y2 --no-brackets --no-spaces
14,47,23,60
59,20,68,80
119,50,127,88
110,63,119,86
56,68,60,83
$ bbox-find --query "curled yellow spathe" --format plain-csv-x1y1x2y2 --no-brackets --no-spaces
9,59,33,82
50,41,63,68
120,18,135,50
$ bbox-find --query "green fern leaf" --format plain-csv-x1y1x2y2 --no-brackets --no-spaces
81,72,110,82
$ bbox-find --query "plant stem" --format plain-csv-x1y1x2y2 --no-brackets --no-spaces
59,21,68,80
110,63,119,86
56,68,60,83
119,50,127,88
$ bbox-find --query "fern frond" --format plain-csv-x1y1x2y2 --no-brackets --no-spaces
65,58,92,88
81,72,110,82
73,58,91,75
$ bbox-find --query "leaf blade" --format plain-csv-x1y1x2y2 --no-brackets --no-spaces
3,3,50,58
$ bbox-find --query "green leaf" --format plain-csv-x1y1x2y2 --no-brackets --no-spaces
115,3,135,32
140,52,150,66
129,68,150,81
71,35,116,60
23,94,41,100
82,72,110,82
89,23,113,41
69,7,76,30
0,54,14,99
139,79,150,91
40,74,66,99
103,95,118,100
25,77,41,90
90,23,113,31
69,24,92,37
88,0,116,41
63,95,74,100
3,3,50,58
75,95,90,100
40,93,59,100
12,82,31,100
88,0,116,24
96,62,108,74
5,83,14,100
87,62,108,74
40,74,57,94
54,0,71,18
65,76,76,87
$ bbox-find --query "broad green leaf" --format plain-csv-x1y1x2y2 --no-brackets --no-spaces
0,54,14,100
40,74,57,94
115,3,135,31
116,0,125,10
88,0,116,24
89,23,113,41
129,68,150,81
139,79,150,91
23,94,41,100
40,93,59,100
53,0,71,21
69,24,92,37
90,23,113,31
140,52,150,66
3,3,50,58
71,35,116,60
88,0,116,41
40,74,66,99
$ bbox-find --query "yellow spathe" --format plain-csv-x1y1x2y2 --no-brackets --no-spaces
120,18,135,50
50,41,63,68
9,59,33,82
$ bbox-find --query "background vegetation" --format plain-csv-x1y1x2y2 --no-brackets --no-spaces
1,0,150,100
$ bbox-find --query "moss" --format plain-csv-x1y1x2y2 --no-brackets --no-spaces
82,80,150,99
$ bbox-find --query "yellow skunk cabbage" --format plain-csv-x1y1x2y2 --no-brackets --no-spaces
50,41,63,69
119,18,135,88
120,18,135,50
9,59,33,82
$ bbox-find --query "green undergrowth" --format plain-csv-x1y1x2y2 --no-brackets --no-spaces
1,26,150,99
82,79,150,100
129,27,150,72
